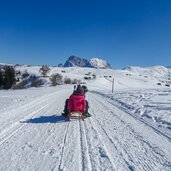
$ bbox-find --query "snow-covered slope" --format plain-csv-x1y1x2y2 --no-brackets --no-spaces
9,64,170,89
0,85,171,171
0,63,171,171
123,65,170,78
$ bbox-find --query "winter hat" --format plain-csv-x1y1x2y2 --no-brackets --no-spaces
76,84,84,95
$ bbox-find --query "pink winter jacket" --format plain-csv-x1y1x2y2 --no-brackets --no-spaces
68,94,86,112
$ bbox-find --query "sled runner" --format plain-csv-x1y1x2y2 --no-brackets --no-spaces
68,111,84,121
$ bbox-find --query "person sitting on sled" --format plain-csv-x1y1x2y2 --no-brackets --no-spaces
68,85,86,114
62,85,90,117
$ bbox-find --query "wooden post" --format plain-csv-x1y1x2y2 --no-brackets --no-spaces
112,77,114,93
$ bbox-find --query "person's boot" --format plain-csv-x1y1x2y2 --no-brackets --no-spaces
84,112,91,117
62,112,68,117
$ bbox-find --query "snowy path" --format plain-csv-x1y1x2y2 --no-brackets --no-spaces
0,88,171,171
88,92,171,171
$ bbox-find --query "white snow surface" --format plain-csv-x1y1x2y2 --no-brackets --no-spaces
0,65,171,171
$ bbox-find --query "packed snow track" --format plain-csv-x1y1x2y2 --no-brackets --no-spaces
0,87,171,171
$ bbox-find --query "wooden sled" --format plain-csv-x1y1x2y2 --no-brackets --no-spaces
68,111,84,121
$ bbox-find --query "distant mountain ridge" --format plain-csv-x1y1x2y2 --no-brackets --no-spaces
63,56,92,68
63,56,112,69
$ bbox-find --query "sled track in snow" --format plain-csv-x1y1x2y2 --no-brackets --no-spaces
53,118,84,171
56,116,118,171
91,91,171,142
83,117,118,171
87,110,132,170
57,118,93,171
79,118,93,171
57,121,70,171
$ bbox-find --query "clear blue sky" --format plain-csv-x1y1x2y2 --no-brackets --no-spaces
0,0,171,68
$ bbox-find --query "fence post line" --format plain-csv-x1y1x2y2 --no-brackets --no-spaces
112,77,114,93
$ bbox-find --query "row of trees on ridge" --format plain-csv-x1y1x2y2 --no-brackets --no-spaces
0,65,81,89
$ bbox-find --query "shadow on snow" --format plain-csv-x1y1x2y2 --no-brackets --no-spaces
20,115,67,124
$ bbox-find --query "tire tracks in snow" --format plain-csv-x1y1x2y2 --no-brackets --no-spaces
110,98,171,141
0,91,60,147
0,90,70,171
56,116,94,171
83,117,118,171
89,92,171,171
91,90,171,141
14,91,70,171
57,121,70,171
53,119,83,171
56,115,95,171
0,102,50,147
85,110,131,171
1,88,86,171
79,118,93,171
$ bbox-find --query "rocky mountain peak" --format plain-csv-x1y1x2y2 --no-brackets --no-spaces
63,56,112,69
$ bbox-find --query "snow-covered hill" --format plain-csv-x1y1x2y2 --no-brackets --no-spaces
0,63,171,171
0,62,171,89
13,64,171,89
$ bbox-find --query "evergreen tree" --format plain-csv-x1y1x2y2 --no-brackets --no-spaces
3,65,16,89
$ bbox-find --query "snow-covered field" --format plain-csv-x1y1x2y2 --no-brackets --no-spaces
0,65,171,171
